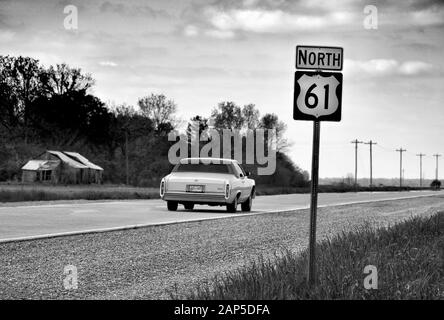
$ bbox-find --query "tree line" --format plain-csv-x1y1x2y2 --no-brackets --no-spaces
0,55,309,187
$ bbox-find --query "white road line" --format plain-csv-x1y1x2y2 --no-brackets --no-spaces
71,209,99,214
0,192,441,244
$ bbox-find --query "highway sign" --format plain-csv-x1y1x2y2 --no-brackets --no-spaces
293,45,344,286
293,71,342,122
296,46,343,71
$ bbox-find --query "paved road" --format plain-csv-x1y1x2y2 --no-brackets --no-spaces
0,190,442,241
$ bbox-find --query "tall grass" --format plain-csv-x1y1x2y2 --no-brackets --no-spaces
0,184,160,202
0,183,434,203
177,212,444,300
256,185,429,196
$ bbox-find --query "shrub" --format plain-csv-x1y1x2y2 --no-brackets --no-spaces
431,180,441,190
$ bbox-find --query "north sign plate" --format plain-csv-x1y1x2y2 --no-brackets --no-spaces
296,46,343,71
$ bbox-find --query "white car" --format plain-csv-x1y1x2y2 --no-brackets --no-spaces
160,158,255,212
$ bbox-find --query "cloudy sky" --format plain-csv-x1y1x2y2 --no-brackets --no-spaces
1,0,443,180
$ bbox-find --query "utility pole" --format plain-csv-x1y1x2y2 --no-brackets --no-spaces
416,153,426,187
433,154,442,180
351,139,363,190
125,130,129,185
364,140,377,187
396,148,406,188
308,121,320,286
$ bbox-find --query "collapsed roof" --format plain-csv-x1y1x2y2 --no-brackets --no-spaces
21,151,103,171
63,151,104,171
21,160,60,171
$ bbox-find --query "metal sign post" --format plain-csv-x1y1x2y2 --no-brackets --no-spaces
308,120,320,285
293,45,343,287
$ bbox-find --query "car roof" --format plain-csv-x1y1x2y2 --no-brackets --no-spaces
179,158,238,165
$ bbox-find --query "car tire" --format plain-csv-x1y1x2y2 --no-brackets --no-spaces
241,195,252,212
184,203,194,210
226,196,238,213
167,201,178,211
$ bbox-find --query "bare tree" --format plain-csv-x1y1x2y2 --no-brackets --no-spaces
242,103,260,130
40,63,94,96
259,113,291,152
5,56,42,143
211,101,244,130
137,93,177,132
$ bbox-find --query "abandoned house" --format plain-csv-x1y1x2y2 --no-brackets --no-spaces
21,150,103,184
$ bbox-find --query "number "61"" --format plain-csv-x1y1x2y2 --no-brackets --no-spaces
305,84,330,109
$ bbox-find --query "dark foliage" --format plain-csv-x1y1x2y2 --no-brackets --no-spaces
431,180,441,190
0,55,307,188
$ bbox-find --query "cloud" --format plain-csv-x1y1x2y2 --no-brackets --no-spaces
179,0,360,39
0,30,15,42
181,0,444,39
99,1,169,18
183,24,236,39
409,7,444,26
398,61,434,75
204,28,236,39
0,10,24,30
204,8,355,34
183,25,199,37
56,0,88,12
99,61,118,67
407,0,444,11
345,59,436,77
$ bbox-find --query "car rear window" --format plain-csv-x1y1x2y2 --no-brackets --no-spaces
175,163,231,174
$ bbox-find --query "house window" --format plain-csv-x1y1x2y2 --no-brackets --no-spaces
41,170,52,181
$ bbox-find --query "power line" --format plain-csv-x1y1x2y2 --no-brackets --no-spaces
396,148,407,188
416,153,426,187
364,140,377,187
375,143,396,153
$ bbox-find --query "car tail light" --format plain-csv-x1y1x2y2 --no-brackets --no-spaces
160,180,165,197
225,183,230,199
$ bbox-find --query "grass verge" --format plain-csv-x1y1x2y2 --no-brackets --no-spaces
0,184,159,202
177,212,444,300
0,183,435,203
255,185,430,196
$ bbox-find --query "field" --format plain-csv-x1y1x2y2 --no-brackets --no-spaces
1,195,443,299
0,184,159,202
0,183,430,203
256,185,428,195
181,212,444,300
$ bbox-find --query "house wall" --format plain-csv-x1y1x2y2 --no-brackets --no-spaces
96,170,103,184
87,169,103,184
51,166,60,184
59,165,80,184
22,170,37,183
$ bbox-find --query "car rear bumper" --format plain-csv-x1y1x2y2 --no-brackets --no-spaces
162,192,229,204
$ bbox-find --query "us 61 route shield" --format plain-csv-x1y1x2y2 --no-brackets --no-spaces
293,71,343,122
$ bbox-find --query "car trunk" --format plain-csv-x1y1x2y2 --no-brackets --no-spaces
166,172,230,193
